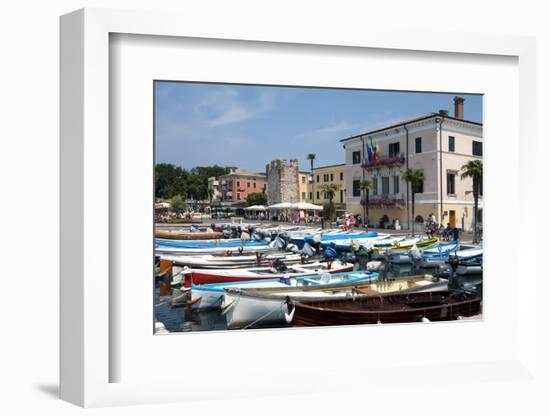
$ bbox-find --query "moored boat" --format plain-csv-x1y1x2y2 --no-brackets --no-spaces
160,251,305,269
188,259,353,284
190,270,379,311
223,274,448,329
154,230,224,240
287,290,481,326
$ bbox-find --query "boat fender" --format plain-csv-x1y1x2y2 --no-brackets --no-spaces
421,316,430,323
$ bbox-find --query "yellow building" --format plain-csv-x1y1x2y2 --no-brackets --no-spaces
298,171,311,202
310,164,346,214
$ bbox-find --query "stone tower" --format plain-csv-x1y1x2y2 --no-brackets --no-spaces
265,159,300,205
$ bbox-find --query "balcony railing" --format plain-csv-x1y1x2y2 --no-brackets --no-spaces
361,153,405,170
360,195,405,208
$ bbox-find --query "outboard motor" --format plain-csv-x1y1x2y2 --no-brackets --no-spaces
301,242,315,258
251,232,262,242
272,258,288,273
273,236,286,250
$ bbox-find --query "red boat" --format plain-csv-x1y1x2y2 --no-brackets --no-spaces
188,260,353,285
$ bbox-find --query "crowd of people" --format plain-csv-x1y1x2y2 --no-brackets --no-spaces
425,213,460,241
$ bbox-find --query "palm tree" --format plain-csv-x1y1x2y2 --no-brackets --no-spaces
320,183,339,221
402,168,425,236
307,153,316,203
359,179,373,229
461,160,483,243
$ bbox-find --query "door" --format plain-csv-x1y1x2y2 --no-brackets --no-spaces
449,210,456,228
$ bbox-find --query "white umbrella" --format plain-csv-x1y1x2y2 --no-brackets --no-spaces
244,205,267,211
292,202,323,211
267,202,294,210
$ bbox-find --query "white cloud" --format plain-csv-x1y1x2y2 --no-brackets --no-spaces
191,87,275,127
295,121,358,141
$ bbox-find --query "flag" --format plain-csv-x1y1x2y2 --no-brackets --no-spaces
367,143,373,162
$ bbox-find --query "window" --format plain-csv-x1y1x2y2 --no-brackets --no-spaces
309,192,312,200
330,173,334,181
381,177,390,197
237,192,241,200
302,192,306,200
253,182,257,189
352,180,360,197
415,137,422,153
236,180,240,188
247,182,250,188
393,175,400,194
316,175,320,183
448,136,455,152
447,172,456,195
352,150,361,164
316,191,320,200
389,142,400,157
372,177,378,196
472,141,483,156
412,180,424,194
324,174,329,182
340,190,344,203
340,172,343,181
301,176,306,184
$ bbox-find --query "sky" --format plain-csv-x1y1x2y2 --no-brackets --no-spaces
155,82,482,172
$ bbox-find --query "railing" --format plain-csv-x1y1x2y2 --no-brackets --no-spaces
360,196,405,207
361,153,405,169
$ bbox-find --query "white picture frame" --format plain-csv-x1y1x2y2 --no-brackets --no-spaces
60,7,542,408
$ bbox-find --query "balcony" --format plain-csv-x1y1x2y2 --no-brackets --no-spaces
360,195,405,208
361,153,405,170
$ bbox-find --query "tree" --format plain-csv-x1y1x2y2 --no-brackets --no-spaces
170,195,187,215
359,179,373,229
402,168,425,236
245,192,267,207
461,160,483,243
320,183,339,221
306,153,316,203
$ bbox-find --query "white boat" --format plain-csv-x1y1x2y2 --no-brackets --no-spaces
223,274,448,329
189,270,378,311
160,252,304,269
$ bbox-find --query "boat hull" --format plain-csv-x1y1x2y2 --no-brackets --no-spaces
290,291,481,326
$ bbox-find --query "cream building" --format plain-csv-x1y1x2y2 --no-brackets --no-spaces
341,97,482,230
312,163,346,210
298,171,311,202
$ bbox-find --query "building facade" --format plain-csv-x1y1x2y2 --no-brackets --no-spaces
215,168,266,203
265,159,300,204
310,163,347,214
298,171,311,202
341,97,482,230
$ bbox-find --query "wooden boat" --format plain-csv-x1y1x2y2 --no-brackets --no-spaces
154,230,224,240
189,270,379,311
188,259,353,284
222,274,447,329
160,251,305,269
287,290,481,326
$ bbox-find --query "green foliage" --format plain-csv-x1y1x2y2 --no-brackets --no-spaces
322,201,336,220
155,163,230,200
170,195,187,214
245,192,267,206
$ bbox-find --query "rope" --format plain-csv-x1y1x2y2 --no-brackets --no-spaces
241,305,282,330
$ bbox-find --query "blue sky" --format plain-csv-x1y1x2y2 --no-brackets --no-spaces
155,82,482,172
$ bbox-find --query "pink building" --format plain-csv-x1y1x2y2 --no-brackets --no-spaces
217,168,267,203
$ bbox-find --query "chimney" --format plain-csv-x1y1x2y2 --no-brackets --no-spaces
439,109,449,117
453,96,464,119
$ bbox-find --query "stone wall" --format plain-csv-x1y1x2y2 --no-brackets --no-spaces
266,159,300,204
